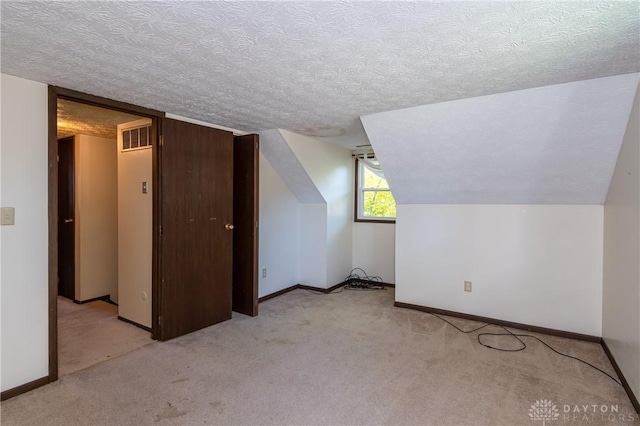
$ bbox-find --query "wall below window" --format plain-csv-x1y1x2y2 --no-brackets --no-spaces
396,204,604,336
352,222,395,283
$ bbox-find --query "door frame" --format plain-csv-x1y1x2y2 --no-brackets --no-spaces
47,86,164,382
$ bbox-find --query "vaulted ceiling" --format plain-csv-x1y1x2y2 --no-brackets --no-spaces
1,1,638,147
2,1,639,205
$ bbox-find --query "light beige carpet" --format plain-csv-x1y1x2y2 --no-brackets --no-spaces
58,297,152,376
2,289,636,425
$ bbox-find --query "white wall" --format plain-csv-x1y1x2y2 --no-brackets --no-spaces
603,82,640,400
352,223,395,283
280,130,353,287
258,153,301,297
396,204,604,336
74,135,118,302
117,119,152,328
300,203,328,286
0,74,49,391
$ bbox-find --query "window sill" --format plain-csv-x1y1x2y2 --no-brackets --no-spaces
355,218,396,224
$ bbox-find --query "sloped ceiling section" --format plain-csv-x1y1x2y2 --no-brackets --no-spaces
258,130,325,204
362,73,640,205
1,1,638,149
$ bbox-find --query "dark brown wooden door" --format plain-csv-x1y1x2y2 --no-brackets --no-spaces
232,134,259,316
57,136,75,300
159,118,234,341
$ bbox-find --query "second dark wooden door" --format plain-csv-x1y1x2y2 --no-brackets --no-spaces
159,118,234,341
232,134,259,316
58,136,75,300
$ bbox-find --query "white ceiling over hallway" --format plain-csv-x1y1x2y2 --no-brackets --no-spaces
362,74,640,205
1,1,638,149
57,99,142,139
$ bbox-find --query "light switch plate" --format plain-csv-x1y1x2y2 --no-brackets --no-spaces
1,207,15,226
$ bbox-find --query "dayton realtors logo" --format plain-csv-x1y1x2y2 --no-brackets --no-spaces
529,399,560,425
562,403,637,423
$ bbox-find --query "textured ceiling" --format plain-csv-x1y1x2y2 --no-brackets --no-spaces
57,99,142,139
362,74,640,205
2,1,639,148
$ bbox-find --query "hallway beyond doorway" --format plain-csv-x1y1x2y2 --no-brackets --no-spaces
57,297,151,376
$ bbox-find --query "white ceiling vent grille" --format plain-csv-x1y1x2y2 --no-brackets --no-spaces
122,124,152,152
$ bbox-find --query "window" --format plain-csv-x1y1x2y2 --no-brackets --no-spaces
355,157,396,222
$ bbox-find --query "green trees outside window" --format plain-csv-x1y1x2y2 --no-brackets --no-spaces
357,158,396,221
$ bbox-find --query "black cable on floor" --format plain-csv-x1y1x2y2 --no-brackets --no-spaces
303,286,345,295
303,268,386,296
301,272,619,385
343,268,386,290
425,311,621,386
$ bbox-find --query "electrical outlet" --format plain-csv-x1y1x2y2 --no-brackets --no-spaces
1,207,15,226
262,268,267,278
464,281,472,292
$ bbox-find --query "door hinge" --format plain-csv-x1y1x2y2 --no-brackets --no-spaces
159,135,164,146
57,155,60,163
158,316,162,327
159,226,163,235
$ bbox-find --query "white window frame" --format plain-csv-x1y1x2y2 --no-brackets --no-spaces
355,157,396,223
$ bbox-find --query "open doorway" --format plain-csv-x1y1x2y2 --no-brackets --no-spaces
56,99,154,375
47,86,259,387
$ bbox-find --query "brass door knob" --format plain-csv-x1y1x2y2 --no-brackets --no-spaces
225,223,234,231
